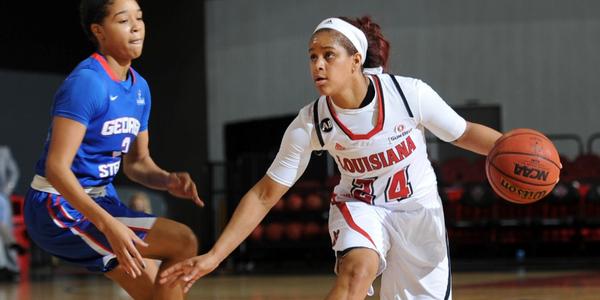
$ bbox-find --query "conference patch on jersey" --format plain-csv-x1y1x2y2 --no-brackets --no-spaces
320,118,333,132
136,89,145,105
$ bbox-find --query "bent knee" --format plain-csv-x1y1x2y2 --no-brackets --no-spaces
174,224,198,256
337,252,379,286
147,218,199,260
339,263,376,285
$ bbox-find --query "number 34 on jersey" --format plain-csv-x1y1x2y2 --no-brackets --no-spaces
350,166,414,204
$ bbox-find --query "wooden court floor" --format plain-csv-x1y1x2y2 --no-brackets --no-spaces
2,270,600,299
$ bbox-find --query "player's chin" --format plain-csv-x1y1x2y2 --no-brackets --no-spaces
314,85,330,96
128,48,143,60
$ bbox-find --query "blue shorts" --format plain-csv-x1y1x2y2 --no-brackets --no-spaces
24,184,156,272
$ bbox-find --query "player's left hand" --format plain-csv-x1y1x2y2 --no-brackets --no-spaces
166,172,204,207
159,253,220,293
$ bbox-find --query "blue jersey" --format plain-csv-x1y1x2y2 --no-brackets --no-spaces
35,53,151,187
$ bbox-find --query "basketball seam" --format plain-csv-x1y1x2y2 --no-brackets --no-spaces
496,131,552,143
492,152,562,170
491,131,555,162
492,135,544,153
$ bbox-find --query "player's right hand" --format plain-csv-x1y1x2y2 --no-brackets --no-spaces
102,218,149,278
158,253,220,293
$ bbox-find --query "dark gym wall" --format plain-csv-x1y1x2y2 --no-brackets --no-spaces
139,1,210,249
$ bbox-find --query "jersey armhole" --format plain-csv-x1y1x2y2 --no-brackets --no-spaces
312,98,326,156
388,74,414,118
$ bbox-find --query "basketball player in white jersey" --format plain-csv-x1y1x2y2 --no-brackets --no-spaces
161,16,502,299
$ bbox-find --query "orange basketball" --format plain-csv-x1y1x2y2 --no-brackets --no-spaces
485,128,562,204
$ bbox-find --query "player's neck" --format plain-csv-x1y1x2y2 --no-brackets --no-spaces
329,74,369,109
98,52,132,81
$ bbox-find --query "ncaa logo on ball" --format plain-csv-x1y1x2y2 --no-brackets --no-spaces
320,118,333,132
513,163,549,182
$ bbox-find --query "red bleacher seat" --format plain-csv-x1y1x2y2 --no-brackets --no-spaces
572,154,600,182
440,157,471,185
10,194,30,278
467,157,487,183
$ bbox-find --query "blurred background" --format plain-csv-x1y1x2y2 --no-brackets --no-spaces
1,0,600,291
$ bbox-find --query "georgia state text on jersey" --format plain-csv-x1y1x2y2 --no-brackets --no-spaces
267,74,466,210
34,53,151,187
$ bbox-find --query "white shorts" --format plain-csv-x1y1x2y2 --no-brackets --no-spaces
328,196,451,300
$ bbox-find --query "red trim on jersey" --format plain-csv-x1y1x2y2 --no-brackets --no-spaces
326,75,385,140
330,193,338,204
335,202,377,247
129,69,137,83
91,53,136,83
92,53,119,81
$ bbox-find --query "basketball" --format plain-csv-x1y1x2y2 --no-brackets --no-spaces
485,128,562,204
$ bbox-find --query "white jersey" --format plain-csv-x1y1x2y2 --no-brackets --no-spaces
267,74,466,210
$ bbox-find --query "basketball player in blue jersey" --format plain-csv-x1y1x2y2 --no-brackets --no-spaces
161,16,503,299
24,0,201,299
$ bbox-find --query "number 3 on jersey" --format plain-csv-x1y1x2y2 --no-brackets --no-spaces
351,166,413,204
121,137,131,153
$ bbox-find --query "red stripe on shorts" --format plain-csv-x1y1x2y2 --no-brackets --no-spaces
71,225,114,254
46,194,67,228
335,201,377,248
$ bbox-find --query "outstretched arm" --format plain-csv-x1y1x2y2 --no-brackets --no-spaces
123,131,203,206
209,176,288,261
452,121,502,155
160,175,289,292
159,110,314,292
